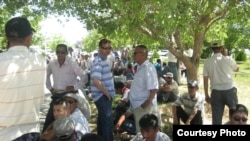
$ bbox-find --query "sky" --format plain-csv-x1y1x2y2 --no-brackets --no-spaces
39,16,89,45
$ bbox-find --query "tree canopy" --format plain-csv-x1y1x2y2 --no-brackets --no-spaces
1,0,250,80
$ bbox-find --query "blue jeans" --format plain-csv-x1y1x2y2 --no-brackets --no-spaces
13,133,40,141
211,87,238,124
94,95,113,141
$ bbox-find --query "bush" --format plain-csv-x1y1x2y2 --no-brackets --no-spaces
235,50,247,61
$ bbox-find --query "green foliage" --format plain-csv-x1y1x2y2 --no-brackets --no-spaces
235,50,247,61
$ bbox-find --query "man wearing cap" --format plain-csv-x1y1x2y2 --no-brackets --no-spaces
203,42,239,124
0,17,46,140
172,80,204,125
64,93,91,140
158,72,179,103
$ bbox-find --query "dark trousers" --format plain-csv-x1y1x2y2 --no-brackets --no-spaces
211,87,238,124
95,95,114,141
176,106,203,125
42,93,67,133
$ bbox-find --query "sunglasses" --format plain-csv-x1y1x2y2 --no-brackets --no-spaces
133,52,143,55
233,116,248,122
101,46,112,50
56,51,67,55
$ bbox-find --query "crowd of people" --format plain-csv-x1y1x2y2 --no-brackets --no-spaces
0,16,249,141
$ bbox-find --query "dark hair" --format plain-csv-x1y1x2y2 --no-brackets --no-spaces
229,104,248,116
98,39,111,47
135,45,148,52
81,133,103,141
56,44,68,52
139,113,159,130
5,17,34,38
114,81,124,89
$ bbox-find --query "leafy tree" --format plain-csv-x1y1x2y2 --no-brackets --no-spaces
1,0,250,80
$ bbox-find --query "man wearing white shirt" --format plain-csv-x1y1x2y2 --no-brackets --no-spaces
0,17,46,140
43,44,88,132
129,45,159,133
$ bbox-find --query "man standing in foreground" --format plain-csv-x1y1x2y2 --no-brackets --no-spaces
43,44,88,132
0,17,46,140
129,45,159,133
90,39,115,141
203,42,239,124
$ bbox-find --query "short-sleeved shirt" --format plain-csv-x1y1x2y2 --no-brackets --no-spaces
174,92,204,116
203,53,238,90
70,108,90,140
90,54,115,101
129,60,159,109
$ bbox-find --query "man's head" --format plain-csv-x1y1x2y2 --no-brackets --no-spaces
53,98,71,120
98,38,112,58
210,41,223,53
229,104,248,125
133,45,148,65
56,44,68,61
139,114,159,141
114,81,125,95
163,72,173,83
5,17,34,47
64,93,79,113
187,80,198,98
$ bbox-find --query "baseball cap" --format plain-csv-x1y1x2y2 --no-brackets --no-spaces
5,17,35,38
163,72,173,78
188,80,198,87
53,116,75,140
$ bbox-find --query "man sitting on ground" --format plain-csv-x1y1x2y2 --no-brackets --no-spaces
64,93,91,140
130,113,171,141
172,80,205,125
40,98,71,141
158,72,179,103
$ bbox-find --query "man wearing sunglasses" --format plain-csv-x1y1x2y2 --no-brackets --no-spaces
224,104,248,125
90,38,115,141
129,45,159,133
43,44,88,133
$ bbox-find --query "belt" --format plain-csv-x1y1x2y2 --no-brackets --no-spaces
54,90,78,94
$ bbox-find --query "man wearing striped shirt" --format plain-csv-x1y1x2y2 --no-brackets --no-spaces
90,39,115,141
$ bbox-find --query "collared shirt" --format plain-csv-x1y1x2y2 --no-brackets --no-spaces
174,92,204,116
131,131,171,141
90,53,115,101
203,53,238,90
0,46,46,140
46,56,88,91
70,108,91,140
129,60,159,110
